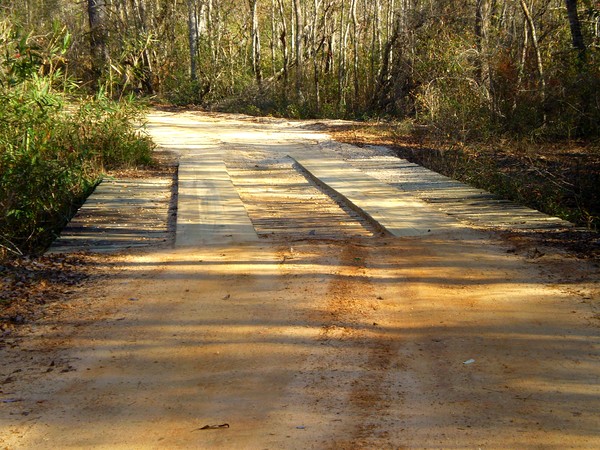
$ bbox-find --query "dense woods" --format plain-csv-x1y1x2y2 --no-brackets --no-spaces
2,0,599,139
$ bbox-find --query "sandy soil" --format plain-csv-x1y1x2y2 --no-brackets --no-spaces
1,111,599,449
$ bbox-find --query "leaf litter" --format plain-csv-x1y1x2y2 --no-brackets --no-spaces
0,253,98,332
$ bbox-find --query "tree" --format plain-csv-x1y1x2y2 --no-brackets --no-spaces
4,0,597,138
475,0,490,88
188,0,199,81
87,0,109,81
565,0,586,62
519,0,546,102
249,0,262,85
293,0,303,100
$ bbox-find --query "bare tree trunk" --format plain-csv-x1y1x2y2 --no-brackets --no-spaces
128,0,155,94
565,0,586,62
387,0,396,71
87,0,109,81
277,0,289,85
475,0,490,86
325,12,334,75
372,17,400,111
386,0,395,41
271,0,277,77
116,0,129,31
350,0,359,108
187,0,199,81
338,0,349,110
293,0,303,99
519,0,545,102
374,0,382,56
312,0,322,112
250,0,263,85
369,0,382,99
513,18,529,112
206,0,217,66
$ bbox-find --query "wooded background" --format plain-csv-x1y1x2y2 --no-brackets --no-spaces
2,0,600,139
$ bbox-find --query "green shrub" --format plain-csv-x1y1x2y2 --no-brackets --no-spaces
0,21,153,257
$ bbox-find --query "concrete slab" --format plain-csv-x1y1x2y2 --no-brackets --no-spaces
290,150,461,237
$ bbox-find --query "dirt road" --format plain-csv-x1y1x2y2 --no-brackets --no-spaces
1,112,598,449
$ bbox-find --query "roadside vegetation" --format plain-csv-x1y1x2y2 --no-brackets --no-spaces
0,21,152,259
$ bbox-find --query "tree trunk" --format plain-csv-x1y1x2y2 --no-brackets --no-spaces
369,0,382,99
312,0,322,112
519,0,546,102
338,0,349,110
475,0,490,86
293,0,303,99
565,0,586,62
271,0,277,77
350,0,359,108
277,0,289,85
130,0,155,94
513,18,529,112
206,0,218,67
371,17,400,111
250,0,262,85
187,0,199,81
87,0,109,81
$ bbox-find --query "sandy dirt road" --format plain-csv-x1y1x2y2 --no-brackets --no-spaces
1,111,599,449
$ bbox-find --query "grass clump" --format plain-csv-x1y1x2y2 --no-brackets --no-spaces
0,22,153,258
